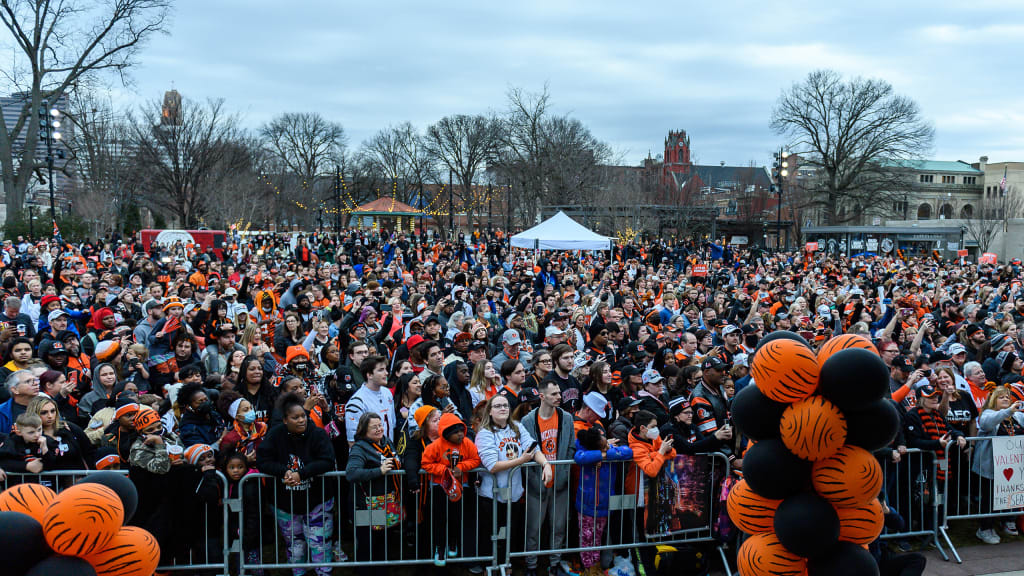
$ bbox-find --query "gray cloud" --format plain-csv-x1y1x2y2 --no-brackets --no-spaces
118,0,1024,167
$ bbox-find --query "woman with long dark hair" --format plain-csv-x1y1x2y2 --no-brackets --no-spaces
237,355,277,425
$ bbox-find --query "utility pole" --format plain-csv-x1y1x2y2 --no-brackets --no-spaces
449,170,454,239
772,148,789,251
506,178,512,233
488,183,493,235
334,165,341,234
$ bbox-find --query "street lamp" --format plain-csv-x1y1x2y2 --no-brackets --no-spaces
772,149,789,250
38,103,63,225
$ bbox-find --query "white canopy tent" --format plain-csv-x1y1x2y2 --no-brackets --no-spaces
510,211,615,251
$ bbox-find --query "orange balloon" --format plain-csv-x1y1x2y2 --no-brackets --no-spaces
836,498,885,545
812,445,883,507
817,334,879,365
780,396,847,461
84,526,160,576
43,483,124,557
726,479,781,534
738,531,807,576
0,483,56,523
751,339,820,403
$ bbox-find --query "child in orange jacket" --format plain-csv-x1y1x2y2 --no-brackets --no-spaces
420,412,482,566
626,410,677,576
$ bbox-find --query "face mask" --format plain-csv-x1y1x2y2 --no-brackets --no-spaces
196,401,213,415
240,411,256,424
645,426,660,439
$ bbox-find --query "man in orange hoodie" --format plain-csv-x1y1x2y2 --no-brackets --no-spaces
420,412,482,566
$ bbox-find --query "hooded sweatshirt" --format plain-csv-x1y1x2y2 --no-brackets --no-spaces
421,413,481,485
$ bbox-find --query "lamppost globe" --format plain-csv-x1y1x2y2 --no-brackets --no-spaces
52,131,61,140
51,120,60,129
49,108,60,117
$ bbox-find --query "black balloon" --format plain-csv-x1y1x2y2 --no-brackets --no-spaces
25,555,98,576
755,330,810,353
742,438,811,500
844,399,901,451
731,385,787,441
807,540,880,576
774,492,840,558
0,511,52,576
78,471,138,522
819,348,889,411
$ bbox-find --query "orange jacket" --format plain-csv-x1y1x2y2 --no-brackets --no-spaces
625,431,676,496
420,413,481,484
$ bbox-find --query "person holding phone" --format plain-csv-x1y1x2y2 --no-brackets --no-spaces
972,387,1024,543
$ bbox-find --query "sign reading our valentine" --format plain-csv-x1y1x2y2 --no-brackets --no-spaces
991,436,1024,511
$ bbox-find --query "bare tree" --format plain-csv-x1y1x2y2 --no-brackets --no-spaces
770,69,934,225
0,0,171,219
541,115,613,210
963,186,1024,254
397,122,438,208
495,85,550,226
425,114,499,232
260,112,347,221
129,97,246,227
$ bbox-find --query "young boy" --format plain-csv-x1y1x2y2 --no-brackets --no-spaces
420,413,482,566
0,412,55,474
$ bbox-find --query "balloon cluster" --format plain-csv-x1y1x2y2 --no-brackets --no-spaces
729,333,900,576
0,472,159,576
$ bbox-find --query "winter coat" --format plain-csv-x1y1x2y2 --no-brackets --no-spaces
574,440,633,517
255,422,335,513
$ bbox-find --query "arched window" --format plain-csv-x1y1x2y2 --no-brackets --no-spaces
917,203,932,220
939,204,953,219
960,204,974,219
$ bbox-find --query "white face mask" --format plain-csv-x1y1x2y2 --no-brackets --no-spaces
645,426,660,440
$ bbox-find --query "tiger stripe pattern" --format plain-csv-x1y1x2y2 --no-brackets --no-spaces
0,483,56,522
751,339,820,404
812,445,883,507
738,531,807,576
726,479,782,534
817,334,879,365
85,526,161,576
43,483,124,556
780,395,847,461
835,498,884,545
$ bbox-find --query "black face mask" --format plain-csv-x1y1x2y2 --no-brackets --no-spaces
196,401,214,415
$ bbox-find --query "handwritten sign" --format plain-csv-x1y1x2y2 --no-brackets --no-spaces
992,436,1024,511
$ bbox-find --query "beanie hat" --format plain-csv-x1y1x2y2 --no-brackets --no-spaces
133,407,161,431
285,345,310,364
114,403,140,421
414,405,436,429
40,294,60,309
163,297,184,313
95,340,121,362
94,447,121,470
184,444,213,465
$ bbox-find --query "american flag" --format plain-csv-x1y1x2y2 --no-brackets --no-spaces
1001,166,1008,194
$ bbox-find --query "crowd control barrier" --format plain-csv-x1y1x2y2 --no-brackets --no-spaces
877,447,949,560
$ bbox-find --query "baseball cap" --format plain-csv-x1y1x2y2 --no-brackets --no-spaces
620,365,642,379
965,324,985,337
223,287,238,297
917,384,942,398
582,391,608,418
892,355,912,372
502,329,522,346
518,387,540,404
616,397,643,412
626,341,649,357
949,343,967,356
467,340,488,352
722,324,741,336
47,309,69,323
733,353,749,368
544,325,565,338
702,355,728,371
573,351,594,370
668,396,691,416
641,369,664,386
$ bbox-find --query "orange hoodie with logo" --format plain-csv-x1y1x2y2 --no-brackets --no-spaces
420,413,481,484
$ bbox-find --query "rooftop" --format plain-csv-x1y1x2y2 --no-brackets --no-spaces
887,160,983,174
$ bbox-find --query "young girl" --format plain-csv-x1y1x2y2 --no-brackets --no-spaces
222,452,263,574
420,413,481,566
575,426,633,576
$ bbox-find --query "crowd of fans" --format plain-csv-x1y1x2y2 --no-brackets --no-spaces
2,227,1023,576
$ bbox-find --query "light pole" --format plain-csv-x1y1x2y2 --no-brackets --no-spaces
38,103,63,225
772,148,789,250
448,170,454,239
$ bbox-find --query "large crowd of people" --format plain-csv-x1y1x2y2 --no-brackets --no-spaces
2,226,1022,576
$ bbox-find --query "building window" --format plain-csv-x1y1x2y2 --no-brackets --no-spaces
893,201,907,215
960,204,974,219
942,175,955,184
963,176,976,185
920,174,934,183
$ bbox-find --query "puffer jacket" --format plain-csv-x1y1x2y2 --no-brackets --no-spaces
574,440,632,517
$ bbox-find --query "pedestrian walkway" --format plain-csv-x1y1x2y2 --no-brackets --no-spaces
923,540,1024,575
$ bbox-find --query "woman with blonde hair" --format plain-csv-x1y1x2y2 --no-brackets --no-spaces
27,395,94,471
469,360,501,408
973,386,1024,543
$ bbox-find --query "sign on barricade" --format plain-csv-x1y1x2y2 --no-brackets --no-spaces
991,436,1024,510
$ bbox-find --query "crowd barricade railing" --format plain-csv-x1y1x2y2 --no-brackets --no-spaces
505,453,733,576
154,469,231,575
876,447,947,559
237,467,498,574
939,436,1024,564
0,468,128,492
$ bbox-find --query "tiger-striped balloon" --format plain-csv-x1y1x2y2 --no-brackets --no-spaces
43,483,124,556
737,531,807,576
726,479,782,534
751,338,820,404
84,526,160,576
0,483,56,523
812,445,883,507
779,396,847,461
836,498,885,545
817,334,879,365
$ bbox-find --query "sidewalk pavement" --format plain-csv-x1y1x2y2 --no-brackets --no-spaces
922,539,1024,575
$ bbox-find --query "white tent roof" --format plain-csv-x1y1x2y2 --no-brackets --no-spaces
510,211,615,251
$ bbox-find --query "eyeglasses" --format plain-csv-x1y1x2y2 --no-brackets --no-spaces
492,404,510,410
538,358,552,364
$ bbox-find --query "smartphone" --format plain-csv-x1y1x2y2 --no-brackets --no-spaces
380,304,392,312
921,369,932,377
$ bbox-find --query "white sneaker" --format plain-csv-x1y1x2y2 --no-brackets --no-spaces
1004,521,1019,536
977,527,1001,544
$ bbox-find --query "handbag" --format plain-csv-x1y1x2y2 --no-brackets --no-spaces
363,491,404,530
441,468,463,502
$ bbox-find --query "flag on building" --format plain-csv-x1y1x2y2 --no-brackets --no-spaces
52,220,62,244
1000,166,1008,195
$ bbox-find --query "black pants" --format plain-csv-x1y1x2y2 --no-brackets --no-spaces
880,551,926,576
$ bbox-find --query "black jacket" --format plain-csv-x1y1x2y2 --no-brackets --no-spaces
256,423,335,513
346,437,400,511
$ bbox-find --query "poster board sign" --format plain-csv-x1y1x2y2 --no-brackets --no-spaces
957,249,968,257
691,264,708,277
980,253,998,265
646,454,717,536
992,436,1024,511
805,242,818,252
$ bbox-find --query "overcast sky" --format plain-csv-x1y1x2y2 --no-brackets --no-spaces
117,0,1024,169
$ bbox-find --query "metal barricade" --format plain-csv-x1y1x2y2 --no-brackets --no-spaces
238,467,497,574
154,469,231,576
506,453,732,576
875,447,947,559
940,436,1024,564
0,469,129,492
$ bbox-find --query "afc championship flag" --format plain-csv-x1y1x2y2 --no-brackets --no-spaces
52,220,62,244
